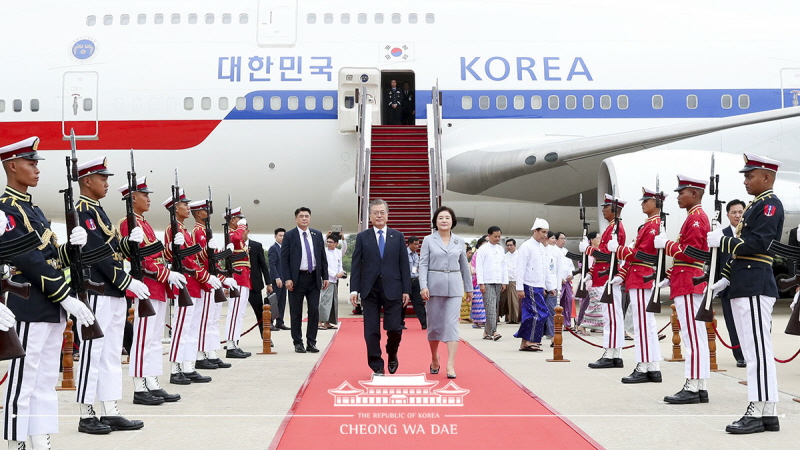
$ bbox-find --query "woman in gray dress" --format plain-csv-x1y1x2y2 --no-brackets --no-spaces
420,206,473,379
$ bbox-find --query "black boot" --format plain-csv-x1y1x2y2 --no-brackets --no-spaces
621,369,650,384
99,416,144,431
133,391,164,406
726,403,766,434
78,417,112,434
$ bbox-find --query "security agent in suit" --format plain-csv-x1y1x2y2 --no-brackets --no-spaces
401,82,415,125
386,79,402,125
247,238,271,337
280,207,329,353
402,236,427,329
719,199,746,367
268,228,290,329
349,200,412,374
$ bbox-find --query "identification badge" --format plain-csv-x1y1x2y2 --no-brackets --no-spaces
764,205,776,217
85,218,97,230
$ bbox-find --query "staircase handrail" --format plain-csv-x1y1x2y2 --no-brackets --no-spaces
427,83,444,215
355,84,373,232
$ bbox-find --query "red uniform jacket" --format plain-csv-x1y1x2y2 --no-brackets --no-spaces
164,221,211,298
119,214,171,302
192,222,226,292
229,223,252,289
618,215,660,290
587,219,626,286
665,204,710,299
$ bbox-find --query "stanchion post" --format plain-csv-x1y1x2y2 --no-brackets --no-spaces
547,306,570,362
258,304,276,355
56,319,77,391
666,304,684,362
123,307,134,365
708,310,725,372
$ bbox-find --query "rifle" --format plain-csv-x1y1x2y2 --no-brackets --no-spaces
599,190,620,304
61,130,107,340
766,240,800,335
574,193,590,298
645,177,668,313
0,231,42,360
221,195,246,297
169,170,202,307
693,154,725,322
205,186,233,303
124,150,157,317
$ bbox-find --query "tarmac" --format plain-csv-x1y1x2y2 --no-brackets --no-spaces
2,283,799,450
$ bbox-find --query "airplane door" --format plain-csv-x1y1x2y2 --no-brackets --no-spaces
62,72,98,138
780,68,800,107
257,0,297,47
338,68,381,133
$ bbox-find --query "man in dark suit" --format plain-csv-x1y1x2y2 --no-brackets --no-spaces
280,207,328,354
386,79,402,125
401,82,415,125
720,199,746,367
268,228,290,330
349,200,411,374
248,238,271,337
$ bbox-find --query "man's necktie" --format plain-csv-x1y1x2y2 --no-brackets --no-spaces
303,231,314,271
378,230,385,258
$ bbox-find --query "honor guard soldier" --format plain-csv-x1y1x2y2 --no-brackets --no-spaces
386,79,402,125
615,188,664,383
118,177,186,405
189,199,236,368
707,154,784,434
579,194,627,369
0,137,96,450
654,175,711,404
224,207,252,358
74,157,150,434
162,192,220,384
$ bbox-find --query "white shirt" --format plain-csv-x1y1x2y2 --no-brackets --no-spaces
545,244,561,291
505,250,518,282
325,247,343,282
297,227,316,271
558,247,575,283
515,238,548,288
476,242,508,284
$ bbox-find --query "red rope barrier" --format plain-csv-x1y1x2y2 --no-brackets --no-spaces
566,321,671,350
712,323,800,363
219,321,261,345
0,371,7,386
712,322,740,350
775,349,800,364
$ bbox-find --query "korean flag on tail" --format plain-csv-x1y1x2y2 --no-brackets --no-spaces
381,43,414,61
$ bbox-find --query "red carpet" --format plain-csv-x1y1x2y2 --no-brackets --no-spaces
270,319,602,450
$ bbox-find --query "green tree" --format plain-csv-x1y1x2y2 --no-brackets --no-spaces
341,233,356,273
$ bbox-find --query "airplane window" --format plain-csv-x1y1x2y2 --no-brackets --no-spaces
565,95,577,110
652,95,663,109
409,13,418,24
222,13,232,24
322,96,334,110
392,13,401,24
548,95,559,110
530,95,542,109
137,14,146,25
120,14,130,26
426,13,435,24
496,95,507,110
324,14,333,24
375,13,384,24
305,96,317,110
479,96,490,110
188,14,198,24
600,95,611,110
686,94,698,109
583,95,594,110
721,94,732,109
206,14,215,24
236,97,246,110
87,15,96,26
30,99,40,112
271,96,282,110
155,14,164,25
218,97,229,110
13,100,21,112
358,13,367,24
461,96,473,110
738,94,750,109
82,98,92,112
0,100,5,113
103,15,113,26
253,96,265,111
513,95,524,110
201,97,211,110
288,96,299,110
183,97,194,111
344,96,354,109
171,14,181,25
307,14,317,24
341,13,350,24
240,13,249,24
617,95,628,110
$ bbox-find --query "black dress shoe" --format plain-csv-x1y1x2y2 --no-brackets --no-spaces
588,357,616,369
421,324,427,330
664,388,700,404
148,389,180,402
295,344,306,353
277,324,291,330
374,368,384,375
621,370,650,384
183,371,212,383
170,372,192,385
195,359,218,370
699,390,709,403
78,417,112,434
762,416,780,432
208,358,231,368
133,391,165,406
647,371,663,383
226,348,248,359
240,349,252,357
726,416,765,434
306,344,320,353
613,358,624,368
388,356,399,374
736,359,747,368
99,415,144,431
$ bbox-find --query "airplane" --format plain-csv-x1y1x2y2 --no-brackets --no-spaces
1,0,799,242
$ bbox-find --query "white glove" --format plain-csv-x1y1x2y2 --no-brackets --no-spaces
129,227,144,244
173,232,185,247
611,276,624,286
582,273,593,289
653,233,668,249
711,278,730,297
69,226,88,247
207,238,220,250
607,238,619,253
238,218,247,227
207,276,222,290
658,278,670,288
0,211,7,237
168,271,187,289
226,243,235,252
0,302,15,332
791,290,799,311
707,224,724,248
223,277,239,290
127,279,150,300
578,237,589,253
60,296,95,327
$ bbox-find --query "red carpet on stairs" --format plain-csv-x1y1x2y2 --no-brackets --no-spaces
270,319,602,450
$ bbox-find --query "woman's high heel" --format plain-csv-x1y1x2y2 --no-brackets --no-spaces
430,364,440,375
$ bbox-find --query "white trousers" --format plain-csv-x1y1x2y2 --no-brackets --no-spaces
169,296,201,363
674,294,710,379
731,295,779,402
201,298,223,352
195,290,214,353
225,287,250,342
3,317,66,441
129,299,167,378
628,288,662,364
595,284,624,349
76,295,126,405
